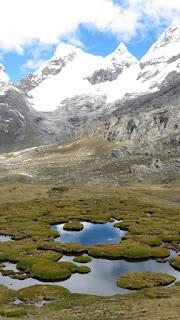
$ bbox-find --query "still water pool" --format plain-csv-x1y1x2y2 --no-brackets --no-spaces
52,221,126,245
0,252,179,296
0,223,179,296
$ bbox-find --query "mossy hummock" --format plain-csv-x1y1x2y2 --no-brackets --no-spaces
170,255,180,271
88,240,170,260
17,256,91,281
117,271,176,290
73,256,92,263
31,261,72,281
63,221,84,231
18,284,70,302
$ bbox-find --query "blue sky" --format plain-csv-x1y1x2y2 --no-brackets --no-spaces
0,0,179,82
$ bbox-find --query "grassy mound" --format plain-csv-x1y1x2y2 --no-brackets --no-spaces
0,240,37,263
18,284,70,302
38,250,63,261
31,261,71,281
63,221,84,231
57,261,79,273
73,256,92,263
0,285,16,304
88,240,170,260
77,266,91,274
124,235,162,246
17,256,49,271
37,241,86,254
170,255,180,271
17,255,89,281
117,272,176,290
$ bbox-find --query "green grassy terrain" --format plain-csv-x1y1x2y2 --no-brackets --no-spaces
0,181,179,319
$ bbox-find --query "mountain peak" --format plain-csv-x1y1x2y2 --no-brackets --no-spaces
114,42,129,53
107,42,138,65
141,24,180,65
54,42,84,59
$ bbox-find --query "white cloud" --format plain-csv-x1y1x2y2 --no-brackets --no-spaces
0,0,144,54
125,1,180,26
0,0,180,57
67,38,85,49
21,59,46,71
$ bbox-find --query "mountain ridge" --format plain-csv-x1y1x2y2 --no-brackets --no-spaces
0,25,179,185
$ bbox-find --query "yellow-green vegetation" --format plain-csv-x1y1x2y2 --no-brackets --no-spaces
0,183,179,273
0,285,16,305
31,261,71,281
1,283,180,320
37,241,86,254
0,285,27,318
17,256,50,272
0,182,179,319
77,266,91,274
0,240,37,262
73,256,92,263
18,285,70,302
17,256,91,281
63,220,84,231
37,250,63,261
123,234,162,246
88,240,170,260
170,255,180,271
17,251,62,272
117,272,176,290
0,308,28,318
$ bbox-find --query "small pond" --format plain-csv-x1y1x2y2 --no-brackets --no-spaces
52,221,126,245
0,223,179,296
0,251,179,296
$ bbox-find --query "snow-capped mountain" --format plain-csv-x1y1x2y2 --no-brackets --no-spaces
18,25,180,114
0,63,9,83
1,24,180,169
138,25,180,90
23,42,139,111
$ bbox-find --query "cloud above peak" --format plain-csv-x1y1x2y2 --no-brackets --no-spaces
1,0,179,55
0,0,131,53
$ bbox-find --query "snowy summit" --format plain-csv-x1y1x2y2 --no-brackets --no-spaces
15,24,180,112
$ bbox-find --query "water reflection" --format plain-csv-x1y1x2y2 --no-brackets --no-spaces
0,235,12,242
0,252,179,296
52,221,126,245
58,254,180,296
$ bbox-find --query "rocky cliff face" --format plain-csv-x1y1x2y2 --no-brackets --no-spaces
82,77,180,157
0,85,65,153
